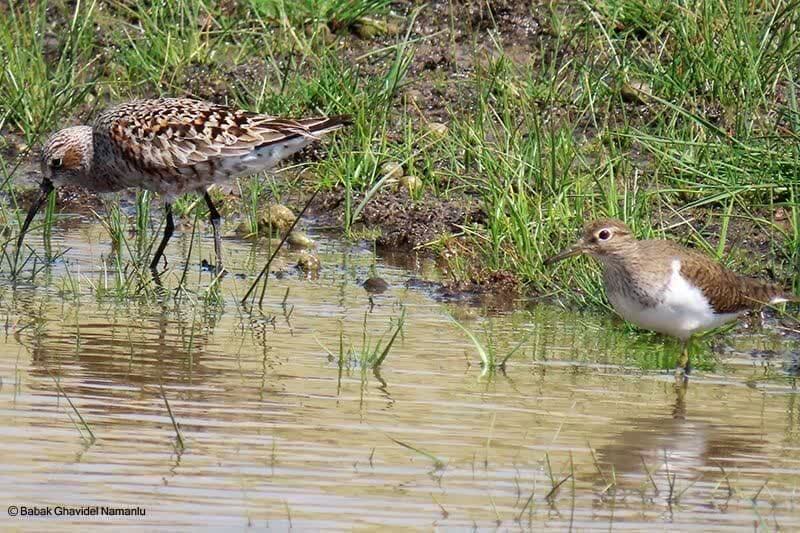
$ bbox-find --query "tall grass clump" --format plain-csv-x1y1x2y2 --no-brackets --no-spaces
428,49,654,305
250,0,393,32
107,0,229,93
0,0,98,143
604,0,800,120
600,0,800,288
319,308,406,370
236,22,417,233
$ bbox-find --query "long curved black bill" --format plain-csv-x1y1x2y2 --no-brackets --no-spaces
16,178,54,251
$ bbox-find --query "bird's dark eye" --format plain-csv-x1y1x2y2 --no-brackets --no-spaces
51,158,63,169
598,229,611,241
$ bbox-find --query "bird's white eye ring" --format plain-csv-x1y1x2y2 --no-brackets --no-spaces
598,229,611,240
51,158,63,169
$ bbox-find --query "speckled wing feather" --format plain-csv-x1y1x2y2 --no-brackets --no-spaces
92,97,348,185
650,241,795,313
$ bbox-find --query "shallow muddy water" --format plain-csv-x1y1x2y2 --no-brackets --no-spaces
1,215,799,530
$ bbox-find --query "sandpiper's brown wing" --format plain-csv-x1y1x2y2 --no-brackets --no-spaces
93,97,348,177
655,241,794,313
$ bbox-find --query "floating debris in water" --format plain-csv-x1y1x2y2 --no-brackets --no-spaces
363,277,389,294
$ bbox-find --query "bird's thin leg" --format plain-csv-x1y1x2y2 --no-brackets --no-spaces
204,191,223,274
672,376,687,420
150,203,174,271
675,339,690,383
685,344,692,375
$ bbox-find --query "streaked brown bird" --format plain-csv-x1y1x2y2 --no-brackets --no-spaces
545,218,797,375
18,97,349,273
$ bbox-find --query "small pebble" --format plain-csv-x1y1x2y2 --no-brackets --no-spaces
259,204,296,235
381,161,404,180
399,175,422,194
305,23,335,45
296,252,321,273
352,17,389,39
620,79,651,104
427,122,448,137
404,89,423,104
287,231,314,249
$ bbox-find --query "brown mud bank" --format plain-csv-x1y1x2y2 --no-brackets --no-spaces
309,186,523,305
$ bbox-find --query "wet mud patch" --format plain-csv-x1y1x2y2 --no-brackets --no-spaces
361,188,482,249
399,270,521,310
313,187,522,303
440,268,521,296
317,187,483,250
437,270,522,310
15,184,107,215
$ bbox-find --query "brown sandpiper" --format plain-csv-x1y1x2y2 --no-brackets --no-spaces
17,97,349,273
544,218,797,375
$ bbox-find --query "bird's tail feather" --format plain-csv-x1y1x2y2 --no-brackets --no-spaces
739,276,797,307
770,293,800,304
298,114,352,136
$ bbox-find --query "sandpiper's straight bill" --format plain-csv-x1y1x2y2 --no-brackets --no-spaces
18,97,350,273
545,218,797,376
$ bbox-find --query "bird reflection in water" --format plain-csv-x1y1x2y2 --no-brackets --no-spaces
593,381,764,501
12,295,223,406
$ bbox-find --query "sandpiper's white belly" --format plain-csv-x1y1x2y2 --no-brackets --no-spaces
607,259,740,340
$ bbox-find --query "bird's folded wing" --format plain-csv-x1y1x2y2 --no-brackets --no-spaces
94,98,343,174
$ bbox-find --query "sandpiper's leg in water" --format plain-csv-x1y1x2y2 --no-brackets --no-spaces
671,375,688,419
204,191,223,274
150,203,175,271
675,339,690,383
685,344,692,375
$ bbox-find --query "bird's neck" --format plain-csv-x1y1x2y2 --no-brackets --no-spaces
596,242,665,304
77,127,95,175
595,241,642,274
73,128,118,192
